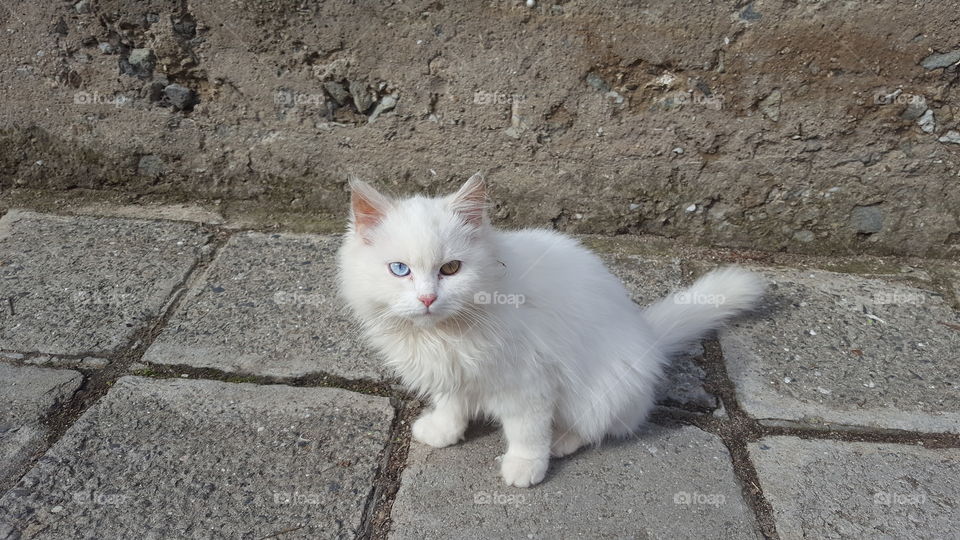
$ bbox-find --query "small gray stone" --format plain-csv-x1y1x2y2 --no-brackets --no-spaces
722,268,960,433
74,0,91,14
163,84,196,111
792,230,815,243
750,437,960,538
759,89,782,121
390,424,759,538
323,81,350,105
127,362,148,372
140,79,166,101
368,94,398,123
585,72,611,92
917,109,935,133
0,377,394,538
348,80,373,113
143,233,386,380
0,363,82,490
740,3,762,20
920,49,960,70
52,18,67,36
900,97,928,120
938,130,960,144
79,357,109,369
850,205,883,234
128,48,152,67
0,211,208,355
605,90,626,105
97,42,115,55
136,154,164,177
120,48,154,78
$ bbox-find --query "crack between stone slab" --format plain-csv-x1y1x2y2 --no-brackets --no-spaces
690,337,780,540
126,361,402,399
753,421,960,448
0,227,233,495
358,399,420,540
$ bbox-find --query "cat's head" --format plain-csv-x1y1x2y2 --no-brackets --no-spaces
338,173,498,328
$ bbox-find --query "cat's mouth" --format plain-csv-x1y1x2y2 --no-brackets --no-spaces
407,304,452,325
408,311,440,327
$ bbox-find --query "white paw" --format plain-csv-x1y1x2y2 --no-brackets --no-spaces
411,412,464,448
499,454,548,487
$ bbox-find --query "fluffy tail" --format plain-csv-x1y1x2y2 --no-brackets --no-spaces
642,266,765,356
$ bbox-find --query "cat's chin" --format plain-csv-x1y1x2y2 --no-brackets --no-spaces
384,308,447,328
408,312,445,328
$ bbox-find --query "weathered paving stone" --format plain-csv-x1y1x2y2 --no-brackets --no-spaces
143,232,385,380
0,210,209,355
0,363,82,491
390,424,760,539
0,377,394,539
602,253,717,410
749,436,960,538
722,268,960,433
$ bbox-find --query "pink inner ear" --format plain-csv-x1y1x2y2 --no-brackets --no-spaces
352,192,384,235
454,176,487,226
459,199,485,226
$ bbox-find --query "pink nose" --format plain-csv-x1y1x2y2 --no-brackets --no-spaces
418,294,437,308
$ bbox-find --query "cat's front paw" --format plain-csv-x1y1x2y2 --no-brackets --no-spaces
499,454,548,487
411,412,465,448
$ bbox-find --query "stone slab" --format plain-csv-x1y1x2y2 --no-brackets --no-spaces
0,377,394,539
0,363,82,491
389,424,759,539
722,268,960,433
749,436,960,538
143,232,386,380
602,253,717,410
0,210,209,355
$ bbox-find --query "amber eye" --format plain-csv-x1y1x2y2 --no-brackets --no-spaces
439,260,461,276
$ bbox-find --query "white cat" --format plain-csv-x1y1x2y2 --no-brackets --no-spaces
338,173,764,487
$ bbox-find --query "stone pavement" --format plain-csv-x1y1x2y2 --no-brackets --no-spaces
1,209,958,539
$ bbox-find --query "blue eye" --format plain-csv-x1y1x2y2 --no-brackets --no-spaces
388,262,410,277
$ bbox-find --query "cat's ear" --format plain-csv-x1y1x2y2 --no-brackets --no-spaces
349,177,391,240
449,172,488,227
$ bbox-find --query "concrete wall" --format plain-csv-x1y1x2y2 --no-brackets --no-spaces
1,0,958,257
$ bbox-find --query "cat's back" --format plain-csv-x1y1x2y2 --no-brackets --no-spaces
492,228,628,302
493,228,588,270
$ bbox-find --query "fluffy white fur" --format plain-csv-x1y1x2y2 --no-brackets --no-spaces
338,173,764,487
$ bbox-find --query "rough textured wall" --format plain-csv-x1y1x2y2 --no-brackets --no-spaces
1,0,958,257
